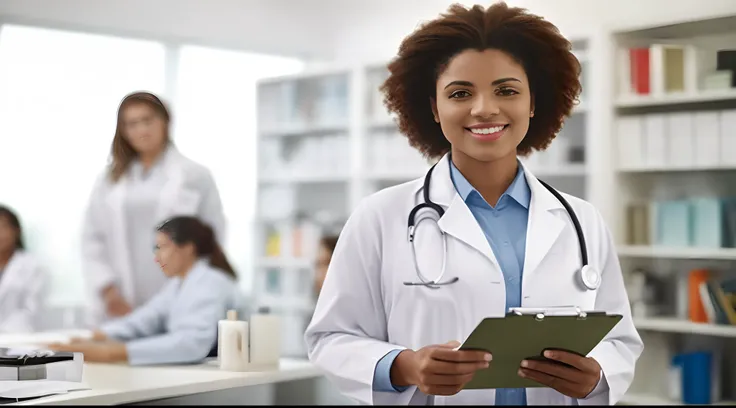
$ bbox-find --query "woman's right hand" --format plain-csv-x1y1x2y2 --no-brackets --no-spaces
102,285,132,317
68,330,106,343
391,340,491,396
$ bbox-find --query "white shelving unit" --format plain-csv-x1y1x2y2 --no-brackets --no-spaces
254,17,736,403
253,43,592,358
608,14,736,406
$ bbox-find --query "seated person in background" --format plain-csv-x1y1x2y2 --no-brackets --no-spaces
0,205,46,333
49,216,247,365
313,234,339,297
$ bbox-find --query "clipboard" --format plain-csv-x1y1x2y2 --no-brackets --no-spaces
458,306,622,390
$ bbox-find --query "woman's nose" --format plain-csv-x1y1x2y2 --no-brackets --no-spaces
471,95,501,118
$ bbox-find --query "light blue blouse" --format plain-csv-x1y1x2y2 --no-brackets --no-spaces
100,259,247,365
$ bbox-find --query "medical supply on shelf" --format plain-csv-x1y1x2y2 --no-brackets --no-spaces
626,197,736,249
616,109,736,170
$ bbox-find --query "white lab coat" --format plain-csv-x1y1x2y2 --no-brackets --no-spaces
305,153,643,406
100,259,247,366
81,146,226,324
0,251,46,333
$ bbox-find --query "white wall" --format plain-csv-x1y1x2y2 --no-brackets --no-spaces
0,0,333,59
324,0,736,63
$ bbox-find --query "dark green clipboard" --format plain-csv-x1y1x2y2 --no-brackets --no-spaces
458,310,622,389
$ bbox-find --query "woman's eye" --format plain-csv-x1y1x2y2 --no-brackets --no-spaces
497,87,519,96
449,90,470,99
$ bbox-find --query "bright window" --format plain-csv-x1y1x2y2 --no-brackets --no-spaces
173,46,304,292
0,25,167,306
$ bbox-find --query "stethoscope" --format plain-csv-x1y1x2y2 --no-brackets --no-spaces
404,160,601,291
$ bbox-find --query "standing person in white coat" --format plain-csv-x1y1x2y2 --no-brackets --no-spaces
82,91,226,325
50,216,246,365
0,205,46,333
304,2,643,406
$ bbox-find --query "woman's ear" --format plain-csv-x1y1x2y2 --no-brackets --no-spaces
430,98,440,123
530,94,535,118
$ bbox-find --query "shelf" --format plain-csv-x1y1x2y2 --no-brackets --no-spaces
615,88,736,108
259,172,350,183
258,294,314,313
257,257,312,269
365,168,427,181
617,245,736,260
618,164,736,173
527,164,588,177
260,122,349,138
619,392,736,406
634,317,736,338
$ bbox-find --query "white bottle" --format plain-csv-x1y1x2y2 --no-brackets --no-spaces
218,310,250,372
249,307,281,369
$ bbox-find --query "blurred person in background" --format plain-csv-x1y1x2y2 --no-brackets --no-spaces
0,205,46,333
50,216,246,365
313,234,339,297
81,91,226,325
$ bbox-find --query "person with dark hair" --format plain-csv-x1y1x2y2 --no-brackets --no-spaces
305,2,642,405
49,216,246,365
81,91,226,325
0,205,46,333
314,234,340,297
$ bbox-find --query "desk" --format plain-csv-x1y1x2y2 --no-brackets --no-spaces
8,359,335,406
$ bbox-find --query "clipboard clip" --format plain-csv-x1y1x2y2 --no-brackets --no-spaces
508,306,588,321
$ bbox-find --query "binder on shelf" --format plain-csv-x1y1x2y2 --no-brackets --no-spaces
458,306,622,390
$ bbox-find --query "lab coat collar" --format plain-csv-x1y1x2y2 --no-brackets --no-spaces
419,153,564,213
417,152,567,277
449,158,530,209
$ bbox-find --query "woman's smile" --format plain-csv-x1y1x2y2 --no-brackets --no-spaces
465,123,509,141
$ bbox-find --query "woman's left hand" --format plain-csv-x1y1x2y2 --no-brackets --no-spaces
48,341,128,363
518,350,601,399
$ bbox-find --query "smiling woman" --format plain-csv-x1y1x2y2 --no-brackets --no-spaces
304,2,642,406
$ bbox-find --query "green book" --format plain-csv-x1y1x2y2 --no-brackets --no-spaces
458,310,622,389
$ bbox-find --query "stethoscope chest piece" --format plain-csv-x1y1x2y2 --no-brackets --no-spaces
579,265,601,291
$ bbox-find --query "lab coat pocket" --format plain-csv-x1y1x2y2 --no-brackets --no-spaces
530,247,599,310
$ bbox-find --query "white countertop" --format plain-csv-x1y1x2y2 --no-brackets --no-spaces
8,358,322,405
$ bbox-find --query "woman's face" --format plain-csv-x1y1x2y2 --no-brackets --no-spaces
154,232,192,278
0,216,18,254
121,103,168,156
432,48,533,164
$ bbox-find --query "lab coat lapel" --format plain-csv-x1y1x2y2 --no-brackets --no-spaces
155,147,185,224
107,174,130,261
430,154,500,269
521,165,566,289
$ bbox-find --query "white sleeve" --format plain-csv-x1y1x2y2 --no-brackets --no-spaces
80,174,117,297
578,212,644,405
100,285,170,341
122,280,227,365
304,199,422,405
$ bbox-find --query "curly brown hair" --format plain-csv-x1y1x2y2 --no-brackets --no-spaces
380,2,581,159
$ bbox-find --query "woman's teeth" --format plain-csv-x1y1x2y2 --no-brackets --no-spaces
469,125,505,135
